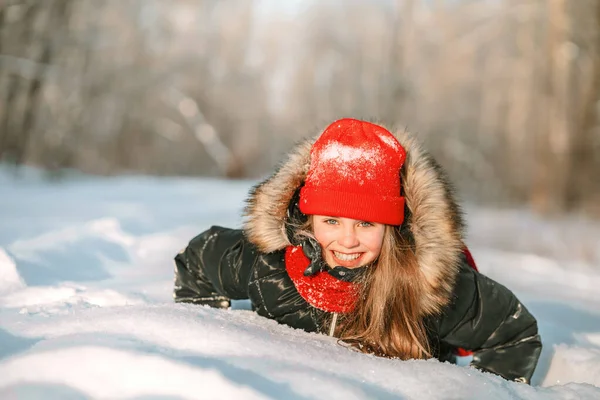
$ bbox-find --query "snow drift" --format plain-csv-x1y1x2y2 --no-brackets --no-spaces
1,168,599,399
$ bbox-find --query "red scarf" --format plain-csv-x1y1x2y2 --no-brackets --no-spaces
285,246,360,313
285,246,478,314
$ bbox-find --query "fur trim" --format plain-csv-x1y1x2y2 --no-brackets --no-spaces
244,138,315,252
243,128,465,315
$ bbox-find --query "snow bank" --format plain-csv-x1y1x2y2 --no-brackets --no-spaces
544,345,600,387
0,346,267,399
2,305,599,400
0,249,25,294
0,168,599,399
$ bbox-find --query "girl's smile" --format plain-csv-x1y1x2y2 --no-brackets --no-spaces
312,216,385,269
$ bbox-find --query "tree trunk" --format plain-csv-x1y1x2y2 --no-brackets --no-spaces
569,0,600,215
532,0,572,214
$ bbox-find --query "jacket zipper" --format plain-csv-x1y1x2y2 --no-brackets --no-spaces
328,312,338,336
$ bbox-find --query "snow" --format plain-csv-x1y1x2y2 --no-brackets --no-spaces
319,143,379,164
376,132,401,152
1,166,600,399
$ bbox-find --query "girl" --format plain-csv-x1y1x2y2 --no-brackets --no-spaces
173,118,542,383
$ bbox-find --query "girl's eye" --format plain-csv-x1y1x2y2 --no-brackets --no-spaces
359,221,374,227
324,219,338,225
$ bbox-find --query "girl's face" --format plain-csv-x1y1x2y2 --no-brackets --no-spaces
312,215,385,269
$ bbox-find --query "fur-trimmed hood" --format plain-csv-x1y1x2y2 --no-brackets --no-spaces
243,126,466,315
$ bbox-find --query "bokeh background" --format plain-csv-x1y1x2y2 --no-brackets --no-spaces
1,0,599,217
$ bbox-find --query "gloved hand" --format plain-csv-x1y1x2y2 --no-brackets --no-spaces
286,187,327,277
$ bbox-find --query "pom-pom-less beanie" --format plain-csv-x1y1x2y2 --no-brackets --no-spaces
299,118,406,226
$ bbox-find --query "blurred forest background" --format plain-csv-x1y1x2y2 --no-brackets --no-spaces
1,0,599,217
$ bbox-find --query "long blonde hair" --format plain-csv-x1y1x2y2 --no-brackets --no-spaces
337,224,431,359
295,220,431,360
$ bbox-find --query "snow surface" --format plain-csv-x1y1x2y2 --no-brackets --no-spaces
1,166,600,399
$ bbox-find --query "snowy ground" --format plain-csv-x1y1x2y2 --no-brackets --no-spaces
1,167,600,399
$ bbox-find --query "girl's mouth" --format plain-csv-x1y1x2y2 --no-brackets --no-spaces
331,250,364,267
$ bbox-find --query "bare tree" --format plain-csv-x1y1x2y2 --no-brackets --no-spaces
1,0,599,216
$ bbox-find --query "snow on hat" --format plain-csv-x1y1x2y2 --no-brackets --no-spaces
299,118,406,226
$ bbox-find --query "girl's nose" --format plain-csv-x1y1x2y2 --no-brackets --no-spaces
338,228,360,248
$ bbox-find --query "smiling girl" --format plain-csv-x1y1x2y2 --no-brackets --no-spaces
173,118,542,383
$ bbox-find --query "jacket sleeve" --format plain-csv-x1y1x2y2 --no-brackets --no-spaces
437,261,542,384
173,226,257,308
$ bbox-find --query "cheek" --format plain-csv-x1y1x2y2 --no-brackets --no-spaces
313,225,334,248
363,231,385,255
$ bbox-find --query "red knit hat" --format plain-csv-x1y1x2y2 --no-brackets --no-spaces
299,118,406,226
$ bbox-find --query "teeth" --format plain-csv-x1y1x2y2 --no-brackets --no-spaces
333,251,361,261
